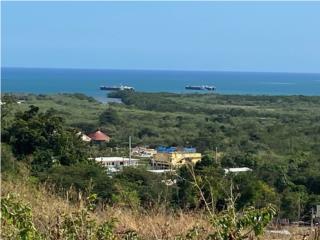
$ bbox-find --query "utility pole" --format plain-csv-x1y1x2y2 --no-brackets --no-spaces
215,146,218,164
129,136,132,164
297,194,301,222
311,207,314,228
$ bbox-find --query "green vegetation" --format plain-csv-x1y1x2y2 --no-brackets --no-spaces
1,194,42,239
1,91,320,239
1,190,276,240
1,193,139,240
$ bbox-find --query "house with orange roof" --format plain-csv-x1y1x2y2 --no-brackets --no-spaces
88,130,111,143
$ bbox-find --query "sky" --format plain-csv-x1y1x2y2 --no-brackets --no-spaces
2,1,320,73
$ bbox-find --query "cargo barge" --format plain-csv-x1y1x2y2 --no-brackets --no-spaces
100,85,135,91
185,85,215,91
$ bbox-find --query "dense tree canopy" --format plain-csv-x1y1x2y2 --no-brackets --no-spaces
2,92,320,221
4,105,88,171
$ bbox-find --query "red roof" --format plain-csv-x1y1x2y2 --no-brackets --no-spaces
88,130,110,141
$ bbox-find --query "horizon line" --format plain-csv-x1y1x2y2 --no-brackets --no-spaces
2,66,320,75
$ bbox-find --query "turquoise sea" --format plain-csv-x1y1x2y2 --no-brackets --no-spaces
2,68,320,101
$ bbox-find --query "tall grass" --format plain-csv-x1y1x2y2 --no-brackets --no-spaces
2,178,316,240
1,179,209,239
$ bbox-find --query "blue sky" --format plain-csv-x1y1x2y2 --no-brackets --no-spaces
2,1,320,73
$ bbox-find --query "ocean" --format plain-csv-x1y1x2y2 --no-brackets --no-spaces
2,67,320,102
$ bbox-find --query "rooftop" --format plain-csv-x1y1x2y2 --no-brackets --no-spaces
88,130,110,141
95,157,139,162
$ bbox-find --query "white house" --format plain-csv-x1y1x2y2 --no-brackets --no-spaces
95,157,139,171
224,167,252,174
76,132,91,142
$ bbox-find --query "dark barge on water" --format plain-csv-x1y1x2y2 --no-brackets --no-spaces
100,85,135,91
185,85,215,91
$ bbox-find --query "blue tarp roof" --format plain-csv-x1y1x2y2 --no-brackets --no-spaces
156,146,196,153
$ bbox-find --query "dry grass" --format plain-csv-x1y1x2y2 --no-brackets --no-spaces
1,178,209,239
97,207,210,239
1,178,317,240
1,178,79,235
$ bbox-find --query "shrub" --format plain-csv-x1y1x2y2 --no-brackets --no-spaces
1,194,43,240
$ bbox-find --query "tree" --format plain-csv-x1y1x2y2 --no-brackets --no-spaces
99,107,120,126
6,106,88,171
40,162,115,202
175,161,226,209
232,174,278,209
114,167,170,207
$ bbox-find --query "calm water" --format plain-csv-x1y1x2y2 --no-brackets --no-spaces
2,68,320,101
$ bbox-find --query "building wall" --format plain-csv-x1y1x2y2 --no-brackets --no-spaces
153,152,202,167
132,147,157,157
101,160,138,167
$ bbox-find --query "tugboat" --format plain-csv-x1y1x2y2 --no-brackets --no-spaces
185,85,215,91
100,84,135,91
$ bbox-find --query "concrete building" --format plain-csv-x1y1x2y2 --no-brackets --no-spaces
152,151,202,169
224,167,252,174
95,157,139,171
132,147,157,158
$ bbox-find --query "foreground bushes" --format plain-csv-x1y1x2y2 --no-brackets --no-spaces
1,190,276,240
1,193,140,240
1,194,41,239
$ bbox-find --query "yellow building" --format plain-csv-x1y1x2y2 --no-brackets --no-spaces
153,152,202,168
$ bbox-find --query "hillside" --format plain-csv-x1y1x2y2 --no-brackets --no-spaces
1,92,320,239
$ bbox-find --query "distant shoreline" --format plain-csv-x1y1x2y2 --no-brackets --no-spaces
2,91,320,100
